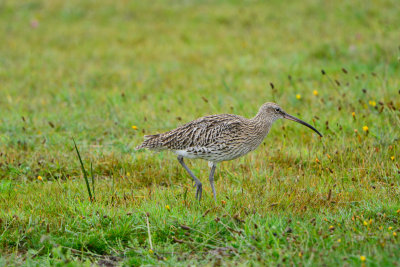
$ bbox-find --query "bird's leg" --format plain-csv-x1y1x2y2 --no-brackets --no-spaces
177,156,202,201
208,162,217,201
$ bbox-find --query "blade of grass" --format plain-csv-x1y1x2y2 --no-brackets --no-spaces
72,138,93,202
90,162,95,200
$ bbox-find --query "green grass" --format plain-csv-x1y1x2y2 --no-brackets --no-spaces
1,0,400,265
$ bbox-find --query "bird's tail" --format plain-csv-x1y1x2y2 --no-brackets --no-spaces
135,134,163,150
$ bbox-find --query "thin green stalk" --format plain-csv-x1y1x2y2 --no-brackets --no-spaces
91,162,95,200
72,138,93,202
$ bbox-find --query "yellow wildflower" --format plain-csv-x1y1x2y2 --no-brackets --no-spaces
368,100,376,107
131,125,138,130
315,158,320,164
37,176,43,181
149,249,154,254
296,94,301,100
362,126,369,132
352,112,356,117
363,221,368,226
165,205,171,211
388,226,393,230
337,239,341,243
397,209,400,214
221,200,226,206
360,256,366,262
391,156,395,161
313,90,318,96
394,232,397,237
298,252,303,257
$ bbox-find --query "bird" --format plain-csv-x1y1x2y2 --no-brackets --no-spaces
135,102,322,201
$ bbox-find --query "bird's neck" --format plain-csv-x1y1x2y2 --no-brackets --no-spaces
249,112,275,137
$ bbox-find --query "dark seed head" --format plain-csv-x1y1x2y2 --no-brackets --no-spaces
321,69,326,75
270,82,274,89
201,96,208,103
341,68,348,74
180,224,190,230
362,89,367,93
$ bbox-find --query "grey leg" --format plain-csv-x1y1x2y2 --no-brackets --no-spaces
209,163,217,201
178,156,202,201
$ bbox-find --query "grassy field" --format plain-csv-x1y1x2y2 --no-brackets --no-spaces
1,0,400,266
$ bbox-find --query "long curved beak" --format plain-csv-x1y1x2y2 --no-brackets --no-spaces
284,113,322,137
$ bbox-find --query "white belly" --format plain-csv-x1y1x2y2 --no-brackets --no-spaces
173,144,254,162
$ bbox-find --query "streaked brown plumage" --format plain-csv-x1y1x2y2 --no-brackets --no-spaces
136,102,322,201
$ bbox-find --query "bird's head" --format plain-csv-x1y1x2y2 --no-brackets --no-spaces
257,102,322,137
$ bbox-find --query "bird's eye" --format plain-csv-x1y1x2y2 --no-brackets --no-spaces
275,108,280,112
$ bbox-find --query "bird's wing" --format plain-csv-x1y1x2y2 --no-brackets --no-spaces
157,114,244,150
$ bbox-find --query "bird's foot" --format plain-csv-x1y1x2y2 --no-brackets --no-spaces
193,181,202,201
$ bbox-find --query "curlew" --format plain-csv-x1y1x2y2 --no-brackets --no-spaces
136,102,322,201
